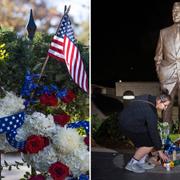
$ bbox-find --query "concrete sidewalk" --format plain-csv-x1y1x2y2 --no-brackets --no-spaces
91,146,180,180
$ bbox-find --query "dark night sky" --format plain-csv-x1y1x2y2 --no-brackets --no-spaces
91,0,178,87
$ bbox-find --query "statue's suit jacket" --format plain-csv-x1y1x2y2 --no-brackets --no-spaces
154,24,180,94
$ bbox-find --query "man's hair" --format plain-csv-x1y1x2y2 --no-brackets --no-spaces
157,88,171,102
173,2,180,8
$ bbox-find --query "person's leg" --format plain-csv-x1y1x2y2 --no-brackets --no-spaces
134,147,155,169
138,154,148,164
123,131,155,172
163,84,177,127
133,146,153,160
125,147,154,173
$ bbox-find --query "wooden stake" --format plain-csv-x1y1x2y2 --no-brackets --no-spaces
36,6,70,83
30,6,71,100
37,55,49,84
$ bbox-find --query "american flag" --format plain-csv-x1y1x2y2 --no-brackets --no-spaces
48,13,88,93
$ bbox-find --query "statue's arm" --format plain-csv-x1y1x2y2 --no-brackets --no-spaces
154,30,163,76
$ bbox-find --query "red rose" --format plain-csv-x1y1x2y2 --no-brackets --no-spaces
48,94,58,106
48,162,69,180
39,94,49,105
43,136,49,147
53,114,71,127
61,90,76,103
84,136,89,146
40,94,58,106
25,135,49,154
29,174,45,180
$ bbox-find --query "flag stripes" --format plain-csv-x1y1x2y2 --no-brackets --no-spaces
48,14,88,93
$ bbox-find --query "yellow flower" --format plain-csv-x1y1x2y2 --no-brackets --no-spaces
170,161,174,168
0,44,5,48
0,43,8,61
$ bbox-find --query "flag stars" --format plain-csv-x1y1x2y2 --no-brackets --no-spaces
4,113,25,149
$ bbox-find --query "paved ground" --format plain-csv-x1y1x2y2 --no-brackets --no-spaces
91,147,180,180
1,153,30,180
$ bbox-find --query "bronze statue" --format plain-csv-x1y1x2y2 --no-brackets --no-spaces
154,2,180,126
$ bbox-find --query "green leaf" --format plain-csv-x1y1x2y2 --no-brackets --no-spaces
25,171,30,175
24,174,29,178
8,165,12,171
21,158,26,163
15,161,24,166
4,160,8,167
32,62,43,71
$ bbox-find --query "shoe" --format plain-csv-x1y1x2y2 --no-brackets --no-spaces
139,162,155,170
125,163,145,173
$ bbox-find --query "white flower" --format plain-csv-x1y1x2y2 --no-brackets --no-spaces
20,112,56,137
23,146,58,172
0,91,25,117
58,145,89,177
16,126,28,141
27,112,56,136
52,127,81,154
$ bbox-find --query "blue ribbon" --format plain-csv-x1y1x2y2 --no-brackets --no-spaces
79,174,89,180
67,121,89,135
6,130,25,150
0,111,25,149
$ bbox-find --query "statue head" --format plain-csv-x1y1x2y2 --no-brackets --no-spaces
172,2,180,24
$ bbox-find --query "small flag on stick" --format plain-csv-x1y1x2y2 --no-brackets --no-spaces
48,6,88,93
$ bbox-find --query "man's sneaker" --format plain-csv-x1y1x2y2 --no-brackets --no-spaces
139,162,155,170
125,163,145,173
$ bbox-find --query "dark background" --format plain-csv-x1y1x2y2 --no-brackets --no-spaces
91,0,178,87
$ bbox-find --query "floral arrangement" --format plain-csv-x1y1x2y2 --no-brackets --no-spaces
16,112,89,179
0,70,89,179
0,90,25,152
158,121,170,145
